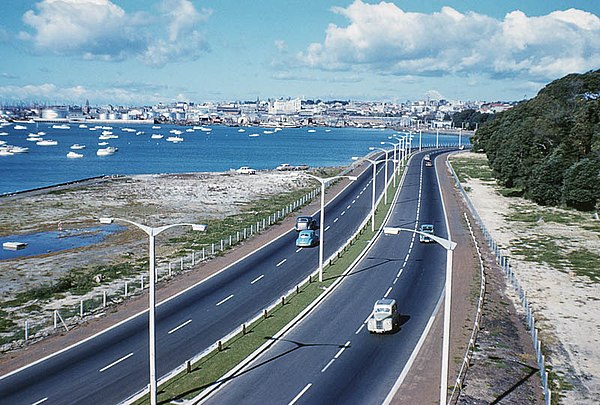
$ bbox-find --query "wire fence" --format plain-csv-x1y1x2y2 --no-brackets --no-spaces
446,155,551,405
11,160,370,350
13,186,324,348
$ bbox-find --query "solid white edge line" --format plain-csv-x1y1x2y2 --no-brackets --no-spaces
216,294,234,306
382,291,444,405
168,319,192,335
31,397,48,405
276,258,287,267
250,274,264,284
289,383,312,405
99,352,134,373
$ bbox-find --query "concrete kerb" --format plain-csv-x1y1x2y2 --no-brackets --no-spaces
164,155,412,404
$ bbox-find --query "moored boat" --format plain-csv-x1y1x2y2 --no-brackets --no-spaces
36,139,58,146
70,144,86,150
96,146,118,156
67,151,83,158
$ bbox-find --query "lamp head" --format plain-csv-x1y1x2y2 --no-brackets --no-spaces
383,227,400,235
192,224,208,232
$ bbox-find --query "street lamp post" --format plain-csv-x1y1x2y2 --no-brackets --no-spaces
305,173,357,282
369,147,390,204
352,156,382,232
383,226,456,405
381,141,398,187
99,217,207,405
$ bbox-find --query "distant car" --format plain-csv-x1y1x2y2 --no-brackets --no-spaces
237,166,256,174
419,224,434,243
424,154,431,162
425,160,433,167
295,216,318,231
296,229,319,247
276,163,293,171
367,298,400,333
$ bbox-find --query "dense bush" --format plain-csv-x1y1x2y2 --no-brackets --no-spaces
473,70,600,210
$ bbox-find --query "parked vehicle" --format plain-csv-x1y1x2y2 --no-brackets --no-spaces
295,216,318,231
237,166,256,174
295,229,319,247
419,224,434,243
367,298,400,333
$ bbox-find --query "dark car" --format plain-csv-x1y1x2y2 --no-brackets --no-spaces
295,216,318,231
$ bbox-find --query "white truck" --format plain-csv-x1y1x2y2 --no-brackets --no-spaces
367,298,400,333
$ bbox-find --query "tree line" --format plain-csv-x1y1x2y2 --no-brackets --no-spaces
472,70,600,211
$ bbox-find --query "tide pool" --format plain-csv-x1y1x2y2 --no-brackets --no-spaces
0,224,124,260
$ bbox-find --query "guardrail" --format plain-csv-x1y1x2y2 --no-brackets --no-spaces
446,155,551,405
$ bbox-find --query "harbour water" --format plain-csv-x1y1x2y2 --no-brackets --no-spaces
0,122,466,196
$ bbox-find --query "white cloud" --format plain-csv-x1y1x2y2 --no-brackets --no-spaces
297,1,600,81
19,0,211,67
0,82,174,104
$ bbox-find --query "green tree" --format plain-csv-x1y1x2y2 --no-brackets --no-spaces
562,158,600,210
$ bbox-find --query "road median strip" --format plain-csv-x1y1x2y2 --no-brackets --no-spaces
132,159,410,405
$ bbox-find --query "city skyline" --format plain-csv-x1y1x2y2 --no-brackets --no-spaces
0,0,599,105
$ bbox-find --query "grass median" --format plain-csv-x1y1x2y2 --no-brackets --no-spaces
133,167,405,404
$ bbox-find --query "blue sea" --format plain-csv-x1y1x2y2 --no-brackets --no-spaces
0,122,466,195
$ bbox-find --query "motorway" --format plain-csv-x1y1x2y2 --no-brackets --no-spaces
201,149,449,404
0,151,398,404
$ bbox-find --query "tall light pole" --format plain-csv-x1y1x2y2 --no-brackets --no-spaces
419,129,422,151
392,135,405,168
369,147,390,204
352,156,382,232
436,128,439,148
305,173,357,282
383,226,457,405
381,141,398,187
99,217,207,405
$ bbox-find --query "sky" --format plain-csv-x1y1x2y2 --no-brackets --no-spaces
0,0,599,106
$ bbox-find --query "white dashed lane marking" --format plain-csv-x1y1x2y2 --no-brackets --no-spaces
216,294,234,306
251,274,264,284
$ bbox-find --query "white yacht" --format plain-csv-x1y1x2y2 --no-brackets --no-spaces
52,124,70,130
166,136,184,143
97,146,118,156
36,139,58,146
67,151,83,159
151,134,164,139
70,144,86,150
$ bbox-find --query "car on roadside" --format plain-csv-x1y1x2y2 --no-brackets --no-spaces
419,224,434,243
295,216,318,231
295,229,319,247
237,166,256,174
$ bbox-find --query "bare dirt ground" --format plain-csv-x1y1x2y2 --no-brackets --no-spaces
451,152,600,404
0,170,313,350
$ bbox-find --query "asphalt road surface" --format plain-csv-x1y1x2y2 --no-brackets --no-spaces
201,149,449,404
0,153,399,404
